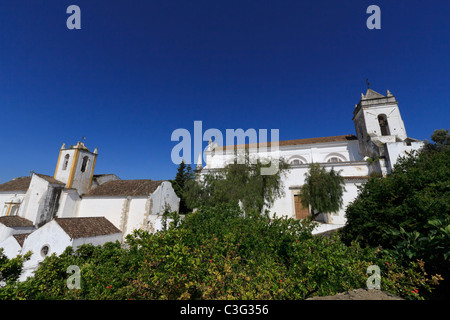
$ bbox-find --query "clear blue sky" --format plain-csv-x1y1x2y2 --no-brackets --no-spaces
0,0,449,182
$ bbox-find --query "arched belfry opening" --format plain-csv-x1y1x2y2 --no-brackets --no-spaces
377,114,390,136
63,154,70,170
81,156,89,173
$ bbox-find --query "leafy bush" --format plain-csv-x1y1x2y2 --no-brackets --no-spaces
0,249,31,285
0,204,441,300
184,159,290,214
341,132,450,298
341,147,450,249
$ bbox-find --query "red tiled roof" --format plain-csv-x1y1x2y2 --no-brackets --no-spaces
55,217,121,239
0,173,65,192
343,176,370,180
85,180,163,197
215,135,357,151
0,177,31,192
13,233,31,247
0,216,34,228
34,174,65,185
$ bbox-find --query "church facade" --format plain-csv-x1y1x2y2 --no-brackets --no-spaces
0,87,424,280
199,88,424,226
0,142,180,279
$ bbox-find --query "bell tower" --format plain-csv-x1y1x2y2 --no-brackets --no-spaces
54,142,98,195
353,88,408,157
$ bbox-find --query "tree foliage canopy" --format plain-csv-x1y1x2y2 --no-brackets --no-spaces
184,157,290,214
171,160,195,214
341,129,450,298
0,204,440,300
299,163,345,219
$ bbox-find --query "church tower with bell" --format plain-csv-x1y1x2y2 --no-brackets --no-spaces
54,141,98,195
353,86,421,175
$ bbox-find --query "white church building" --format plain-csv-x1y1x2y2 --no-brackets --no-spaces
198,88,424,228
0,142,180,279
0,86,423,279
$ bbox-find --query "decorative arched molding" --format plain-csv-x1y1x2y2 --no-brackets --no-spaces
324,153,347,163
288,155,308,165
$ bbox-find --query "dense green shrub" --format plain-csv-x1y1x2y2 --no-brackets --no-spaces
341,133,450,298
341,147,450,249
0,204,441,300
0,249,31,285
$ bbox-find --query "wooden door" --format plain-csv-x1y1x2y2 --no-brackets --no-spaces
294,194,310,219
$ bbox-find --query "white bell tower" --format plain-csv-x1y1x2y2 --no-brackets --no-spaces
353,88,408,157
54,141,98,195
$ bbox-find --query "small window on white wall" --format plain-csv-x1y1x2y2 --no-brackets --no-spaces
327,157,342,163
40,245,50,257
289,156,307,165
63,154,70,170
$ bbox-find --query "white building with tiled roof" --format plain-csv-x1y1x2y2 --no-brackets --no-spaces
18,217,122,281
198,88,424,228
0,142,180,280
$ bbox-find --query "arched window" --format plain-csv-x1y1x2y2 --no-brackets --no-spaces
327,157,342,163
2,205,8,216
378,114,390,136
81,156,89,172
62,154,70,170
289,156,307,166
10,205,19,216
325,153,346,163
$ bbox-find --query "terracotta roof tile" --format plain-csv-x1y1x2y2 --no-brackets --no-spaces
343,176,370,180
34,174,65,185
216,135,357,151
55,217,121,239
0,177,31,192
13,233,31,247
85,180,163,197
0,173,65,192
0,216,34,228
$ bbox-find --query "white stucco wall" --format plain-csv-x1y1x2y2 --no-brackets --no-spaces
57,189,80,218
0,192,27,217
20,220,72,281
0,224,15,243
202,139,370,224
205,140,364,170
76,197,125,230
0,236,22,259
18,219,122,281
54,149,77,185
361,105,407,141
19,175,50,225
150,181,180,215
72,233,122,248
122,197,148,237
70,150,96,195
385,141,424,171
75,182,179,238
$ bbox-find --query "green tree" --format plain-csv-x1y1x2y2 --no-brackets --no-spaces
0,249,31,284
341,129,450,298
299,163,345,220
424,128,449,152
1,204,441,300
171,160,195,214
184,157,289,214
